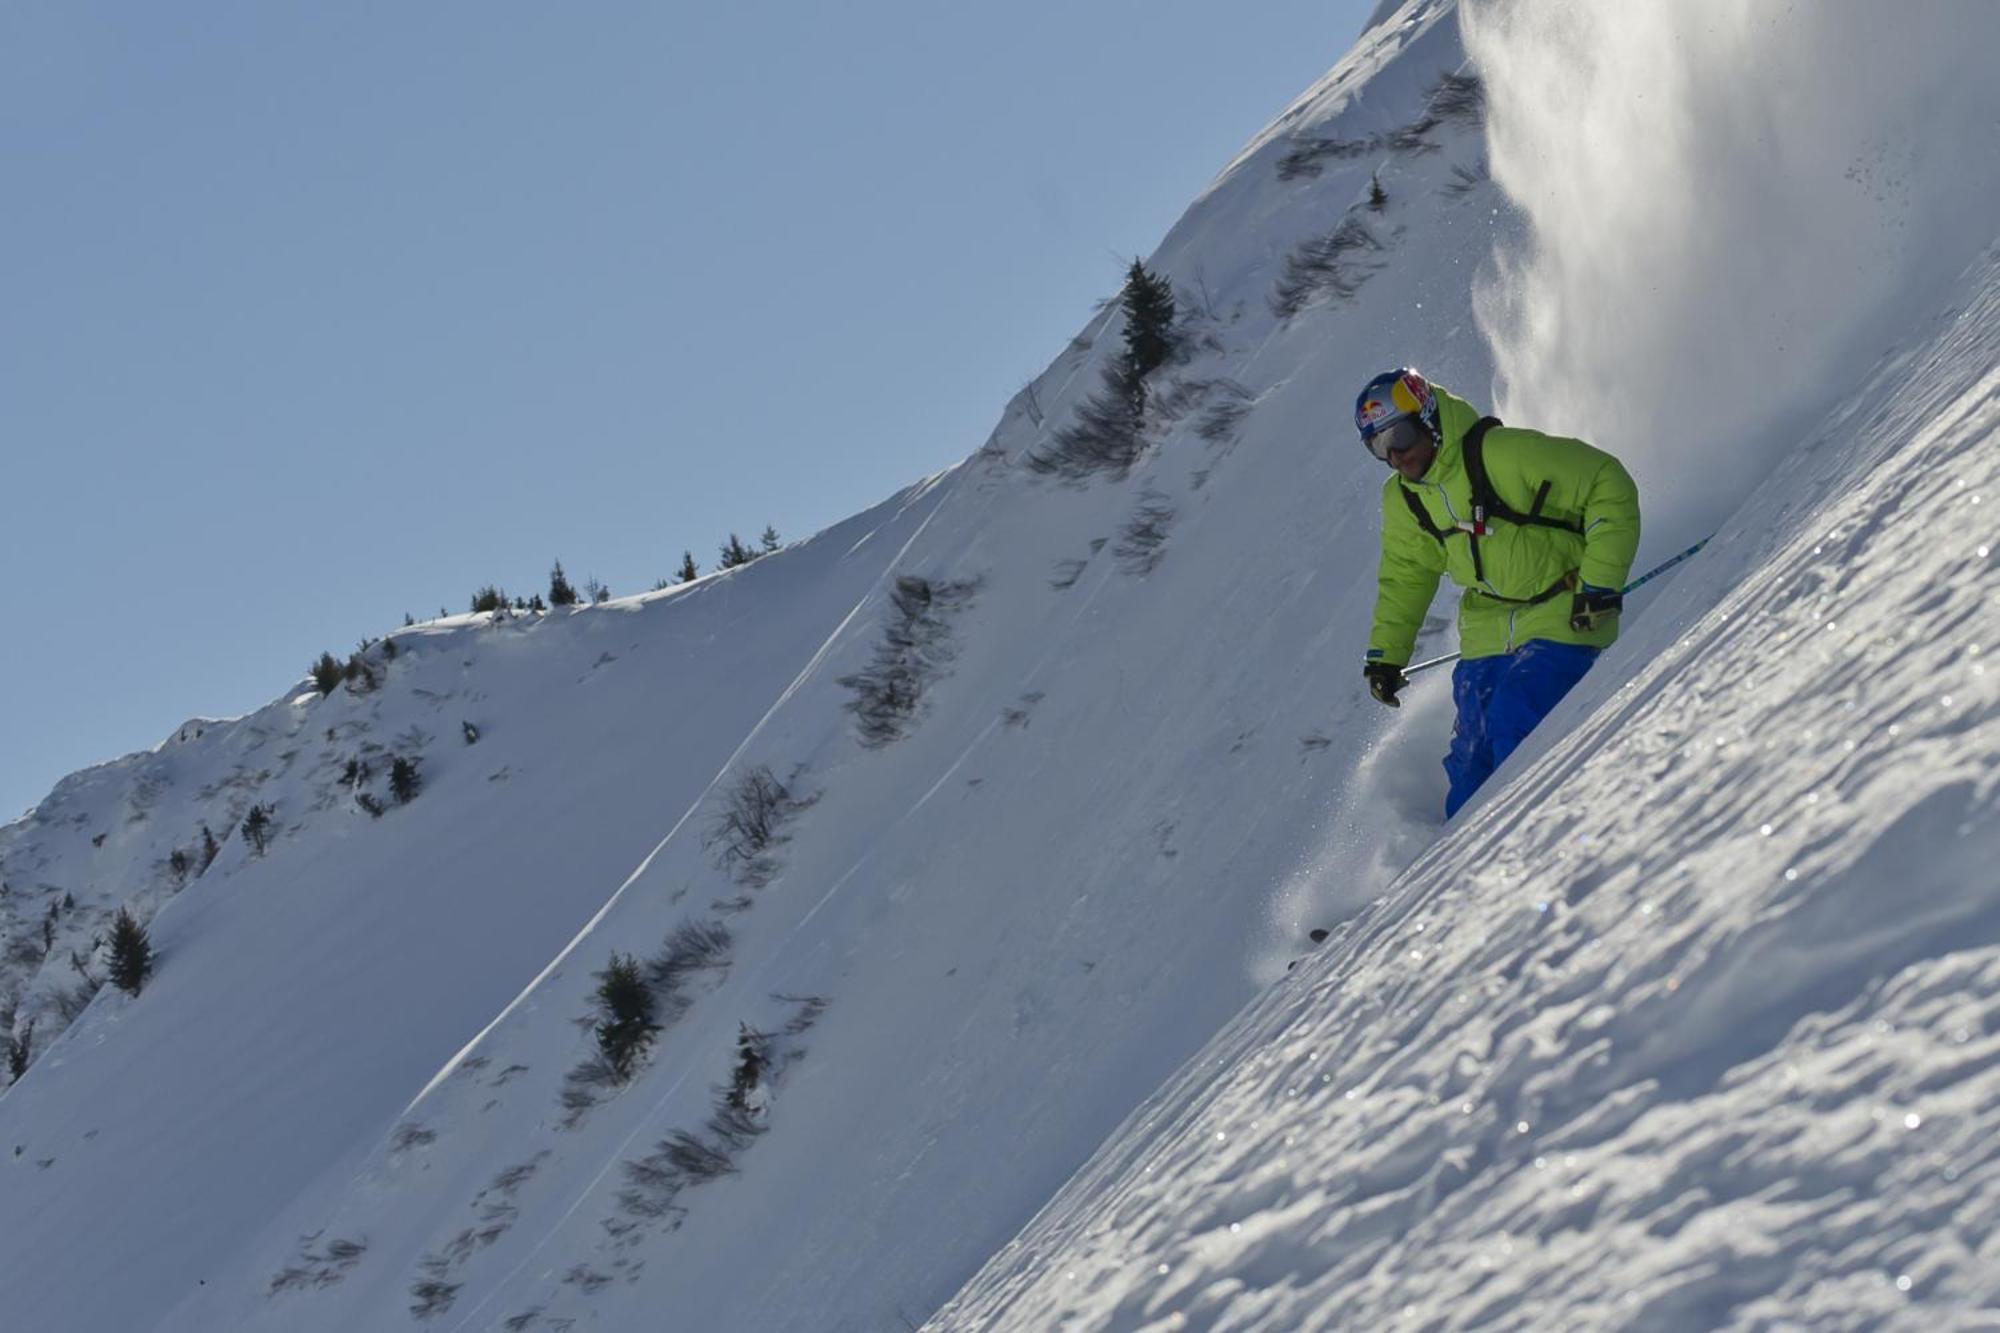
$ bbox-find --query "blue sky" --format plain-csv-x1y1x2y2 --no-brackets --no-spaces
1,1,1372,819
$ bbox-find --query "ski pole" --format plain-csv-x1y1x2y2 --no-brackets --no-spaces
1401,534,1714,677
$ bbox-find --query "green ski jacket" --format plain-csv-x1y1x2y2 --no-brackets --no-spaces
1367,386,1641,665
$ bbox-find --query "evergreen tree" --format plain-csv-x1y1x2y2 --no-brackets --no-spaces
389,756,422,805
108,908,153,996
469,586,506,614
594,953,660,1081
548,560,579,607
1368,172,1387,211
679,551,699,583
242,804,273,856
6,1021,31,1081
199,824,221,873
718,533,755,569
759,525,781,555
586,577,610,604
1117,259,1178,389
310,652,343,697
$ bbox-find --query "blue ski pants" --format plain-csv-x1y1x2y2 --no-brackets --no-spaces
1444,639,1600,818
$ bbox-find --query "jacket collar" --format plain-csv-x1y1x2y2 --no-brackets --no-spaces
1395,384,1479,490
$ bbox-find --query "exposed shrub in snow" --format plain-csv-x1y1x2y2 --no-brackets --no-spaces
49,977,102,1025
469,586,507,614
727,1022,771,1113
1427,69,1485,121
389,756,421,805
548,560,579,607
199,824,220,873
717,533,756,569
1443,161,1489,199
1115,494,1178,576
1275,132,1379,180
1023,377,1147,479
644,919,733,1013
461,720,480,746
107,908,152,996
342,652,378,693
593,953,660,1082
836,576,979,749
1273,217,1385,319
267,1235,367,1294
310,652,343,697
584,576,609,604
704,765,815,886
408,1276,461,1320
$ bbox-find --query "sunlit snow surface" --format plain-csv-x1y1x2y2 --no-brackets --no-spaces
2,0,1997,1328
932,254,2000,1328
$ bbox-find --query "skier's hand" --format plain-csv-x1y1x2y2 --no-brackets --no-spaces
1363,661,1408,708
1570,584,1623,632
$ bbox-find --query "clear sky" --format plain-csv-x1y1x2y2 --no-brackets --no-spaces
1,1,1374,820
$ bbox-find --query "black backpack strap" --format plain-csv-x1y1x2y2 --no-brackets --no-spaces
1462,417,1586,536
1398,485,1447,543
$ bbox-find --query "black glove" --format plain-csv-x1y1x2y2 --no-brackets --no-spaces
1363,661,1408,708
1570,584,1623,632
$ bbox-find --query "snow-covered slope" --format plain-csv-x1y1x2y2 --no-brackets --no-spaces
933,238,2000,1331
4,1,1996,1330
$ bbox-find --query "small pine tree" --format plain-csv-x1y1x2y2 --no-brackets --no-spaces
759,526,781,555
404,612,416,627
718,534,755,569
7,1021,31,1081
549,560,579,607
594,953,660,1081
311,652,343,697
168,848,191,884
528,593,546,612
242,804,273,856
108,908,153,996
1368,172,1387,211
381,637,398,661
1117,259,1178,389
199,824,221,873
586,577,610,604
679,551,699,583
389,756,421,805
470,586,507,614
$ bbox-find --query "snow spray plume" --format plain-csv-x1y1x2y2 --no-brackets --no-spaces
1463,0,2000,531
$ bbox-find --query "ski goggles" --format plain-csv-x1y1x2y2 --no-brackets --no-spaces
1360,415,1432,462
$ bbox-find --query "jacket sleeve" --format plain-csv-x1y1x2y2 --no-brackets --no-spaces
1503,429,1642,591
1572,447,1640,590
1367,479,1445,667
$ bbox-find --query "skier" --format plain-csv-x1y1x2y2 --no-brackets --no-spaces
1355,368,1640,817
